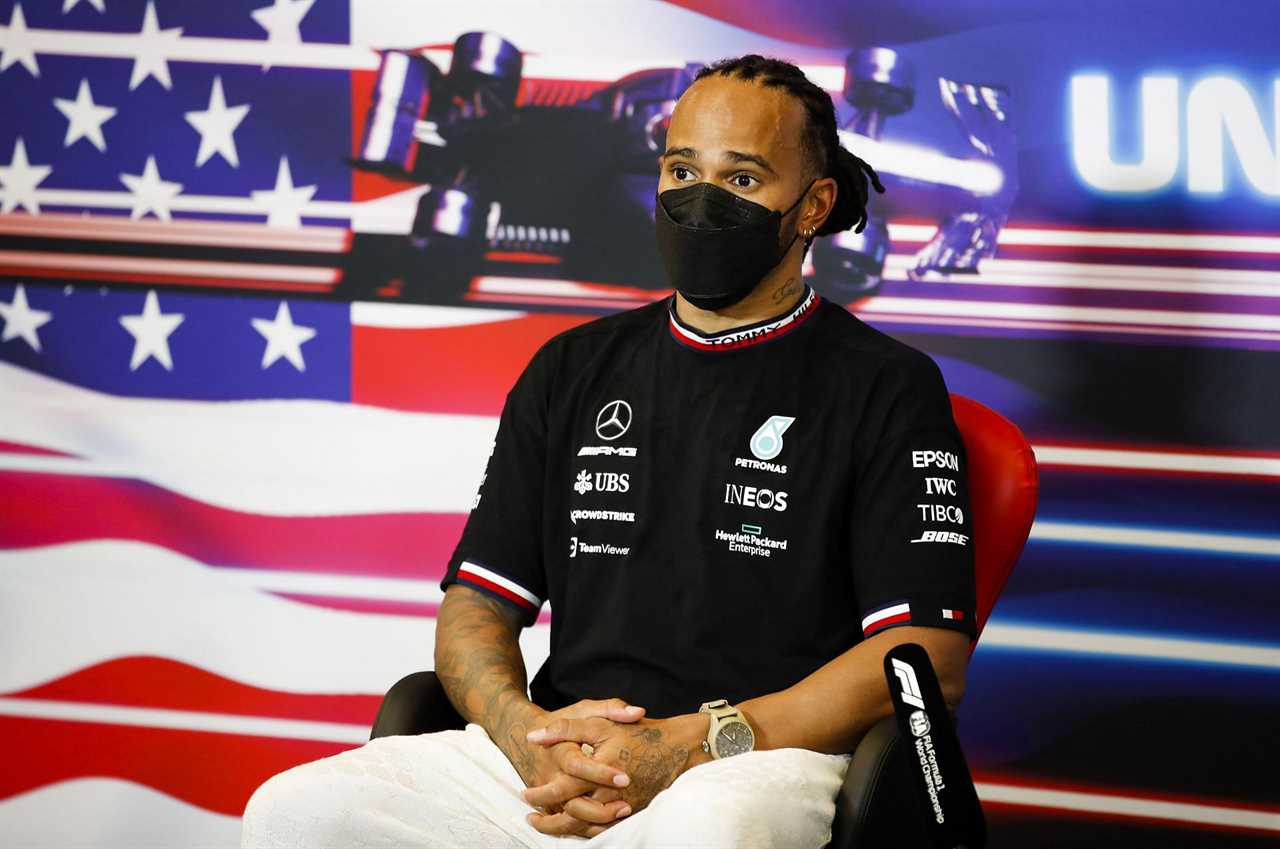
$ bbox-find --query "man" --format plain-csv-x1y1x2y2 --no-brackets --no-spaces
242,53,975,848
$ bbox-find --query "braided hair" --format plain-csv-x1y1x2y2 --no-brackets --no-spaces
691,55,886,248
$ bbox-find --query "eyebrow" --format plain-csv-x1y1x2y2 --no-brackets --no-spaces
660,146,777,176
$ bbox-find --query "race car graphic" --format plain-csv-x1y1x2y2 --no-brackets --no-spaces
337,31,1020,304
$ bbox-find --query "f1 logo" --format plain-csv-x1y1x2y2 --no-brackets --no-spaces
891,658,926,709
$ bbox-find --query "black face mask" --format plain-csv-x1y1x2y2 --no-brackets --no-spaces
654,178,814,311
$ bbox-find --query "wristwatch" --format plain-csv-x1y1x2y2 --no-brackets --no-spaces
699,698,756,759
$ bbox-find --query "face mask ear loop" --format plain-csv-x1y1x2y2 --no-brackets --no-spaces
777,177,817,258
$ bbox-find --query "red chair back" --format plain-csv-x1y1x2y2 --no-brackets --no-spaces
949,394,1039,655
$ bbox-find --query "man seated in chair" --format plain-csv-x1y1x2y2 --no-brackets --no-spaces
242,53,976,849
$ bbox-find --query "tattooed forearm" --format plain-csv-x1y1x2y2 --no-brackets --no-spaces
435,584,542,784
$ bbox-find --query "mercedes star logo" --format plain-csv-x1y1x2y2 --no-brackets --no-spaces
595,400,633,441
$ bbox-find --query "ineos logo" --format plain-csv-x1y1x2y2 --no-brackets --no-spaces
595,400,632,441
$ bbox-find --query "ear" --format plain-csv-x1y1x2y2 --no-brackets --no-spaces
800,175,837,239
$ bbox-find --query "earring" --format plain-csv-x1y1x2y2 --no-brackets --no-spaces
803,226,815,239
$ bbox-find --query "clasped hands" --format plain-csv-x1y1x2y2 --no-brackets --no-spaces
515,698,708,839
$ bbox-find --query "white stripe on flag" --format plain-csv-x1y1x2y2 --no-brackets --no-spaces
0,539,552,693
0,779,243,849
979,623,1280,670
1030,520,1280,556
0,697,370,744
855,295,1280,333
975,780,1280,832
364,50,408,162
0,361,496,517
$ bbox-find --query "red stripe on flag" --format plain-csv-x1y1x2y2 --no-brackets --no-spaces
0,716,355,815
351,312,592,413
0,470,464,579
3,656,381,725
266,592,554,624
0,439,80,458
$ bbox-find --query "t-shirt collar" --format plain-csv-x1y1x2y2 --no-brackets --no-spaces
666,284,821,352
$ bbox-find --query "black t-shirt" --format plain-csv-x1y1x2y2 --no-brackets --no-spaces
440,283,977,719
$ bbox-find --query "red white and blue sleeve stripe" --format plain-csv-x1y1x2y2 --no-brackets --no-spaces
860,600,971,638
452,560,543,622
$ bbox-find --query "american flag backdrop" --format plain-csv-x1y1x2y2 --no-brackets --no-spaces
0,1,571,844
3,1,1280,847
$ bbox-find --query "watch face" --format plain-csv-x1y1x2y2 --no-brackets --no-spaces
715,720,755,757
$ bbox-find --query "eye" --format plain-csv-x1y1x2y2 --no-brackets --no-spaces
671,164,695,182
730,173,759,189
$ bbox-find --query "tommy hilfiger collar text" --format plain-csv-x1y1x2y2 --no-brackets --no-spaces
667,284,822,352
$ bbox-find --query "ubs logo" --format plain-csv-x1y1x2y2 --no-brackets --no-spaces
574,470,631,494
595,400,632,441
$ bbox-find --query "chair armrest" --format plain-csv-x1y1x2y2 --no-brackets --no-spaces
830,716,929,848
369,670,467,739
829,710,982,849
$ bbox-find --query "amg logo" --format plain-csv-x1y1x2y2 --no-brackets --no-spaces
723,483,789,512
909,530,970,545
578,446,638,457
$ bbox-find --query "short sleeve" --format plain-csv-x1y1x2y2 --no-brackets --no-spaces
439,341,555,628
849,352,977,642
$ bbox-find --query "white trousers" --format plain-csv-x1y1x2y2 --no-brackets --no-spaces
241,722,852,848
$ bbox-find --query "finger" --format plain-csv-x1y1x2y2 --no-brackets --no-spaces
524,766,627,810
527,809,619,838
522,773,596,810
519,778,624,814
528,717,614,747
556,746,631,789
589,785,623,805
526,717,583,745
598,698,646,723
563,698,646,723
562,794,632,825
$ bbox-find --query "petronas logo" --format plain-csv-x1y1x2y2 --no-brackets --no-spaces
749,415,795,461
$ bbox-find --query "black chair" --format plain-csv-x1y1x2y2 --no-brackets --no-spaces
369,670,970,848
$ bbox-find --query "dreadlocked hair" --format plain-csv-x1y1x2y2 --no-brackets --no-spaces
692,54,886,240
